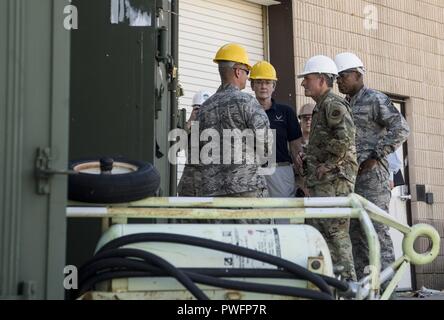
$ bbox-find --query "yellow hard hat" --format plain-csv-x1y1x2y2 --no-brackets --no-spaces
250,61,278,81
213,43,252,69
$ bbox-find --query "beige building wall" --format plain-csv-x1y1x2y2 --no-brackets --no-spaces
292,0,444,289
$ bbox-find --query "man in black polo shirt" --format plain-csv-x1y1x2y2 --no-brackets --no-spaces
250,61,304,197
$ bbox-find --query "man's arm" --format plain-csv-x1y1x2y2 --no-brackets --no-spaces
287,106,304,173
374,96,410,159
289,138,304,174
290,138,309,195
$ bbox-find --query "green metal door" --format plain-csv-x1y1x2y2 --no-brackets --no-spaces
67,0,177,271
0,0,70,299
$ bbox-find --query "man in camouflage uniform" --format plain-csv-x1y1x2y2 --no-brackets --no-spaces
298,55,358,281
335,52,410,279
197,43,272,199
177,90,212,196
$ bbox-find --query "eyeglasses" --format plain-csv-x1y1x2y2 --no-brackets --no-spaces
299,115,312,122
253,79,274,86
233,67,250,76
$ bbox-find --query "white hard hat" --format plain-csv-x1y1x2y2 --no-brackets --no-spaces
297,55,338,78
334,52,365,73
192,90,212,106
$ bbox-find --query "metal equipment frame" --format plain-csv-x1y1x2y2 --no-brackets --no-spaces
67,193,440,300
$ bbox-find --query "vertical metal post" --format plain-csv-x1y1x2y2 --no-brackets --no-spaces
169,0,179,196
350,195,381,299
380,261,409,300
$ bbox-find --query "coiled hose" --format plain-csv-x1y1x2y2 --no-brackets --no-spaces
76,233,349,300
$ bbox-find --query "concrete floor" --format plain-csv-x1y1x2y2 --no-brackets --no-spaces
394,289,444,300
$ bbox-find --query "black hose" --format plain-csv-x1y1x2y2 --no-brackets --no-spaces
81,270,332,300
79,257,160,283
320,275,349,292
138,250,209,300
79,248,160,275
80,270,149,295
79,248,208,300
182,269,348,292
81,257,348,293
78,250,333,300
97,233,333,296
184,271,334,300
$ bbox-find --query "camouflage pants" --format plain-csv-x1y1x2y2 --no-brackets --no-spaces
307,179,357,281
352,164,395,279
177,164,200,196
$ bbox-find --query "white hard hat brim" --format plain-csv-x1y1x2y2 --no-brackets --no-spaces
297,71,322,78
297,71,337,79
340,67,366,74
297,71,310,78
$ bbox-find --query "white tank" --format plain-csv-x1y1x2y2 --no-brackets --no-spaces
94,224,333,299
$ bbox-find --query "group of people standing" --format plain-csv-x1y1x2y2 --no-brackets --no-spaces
177,43,410,282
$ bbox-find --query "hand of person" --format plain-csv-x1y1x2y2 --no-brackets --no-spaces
358,159,378,174
186,107,200,130
293,151,305,175
298,151,306,161
389,180,394,190
301,186,310,197
294,151,304,169
190,107,200,121
295,185,310,197
316,164,330,180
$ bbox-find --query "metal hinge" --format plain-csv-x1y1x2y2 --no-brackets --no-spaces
35,147,77,195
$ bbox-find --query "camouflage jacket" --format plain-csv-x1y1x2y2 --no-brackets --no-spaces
196,84,272,196
177,163,200,196
349,86,410,169
306,90,358,187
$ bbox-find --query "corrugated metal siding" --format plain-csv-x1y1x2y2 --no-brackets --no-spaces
177,0,265,183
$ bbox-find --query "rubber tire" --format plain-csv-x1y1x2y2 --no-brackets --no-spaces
68,158,161,204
